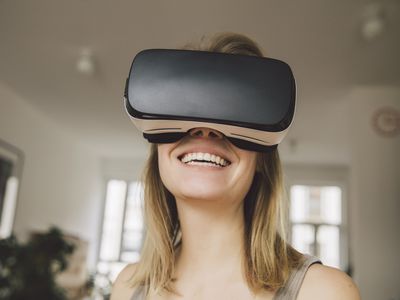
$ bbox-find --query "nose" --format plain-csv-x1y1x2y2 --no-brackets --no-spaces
188,127,224,139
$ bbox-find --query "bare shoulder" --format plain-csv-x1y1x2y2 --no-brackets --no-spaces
110,263,138,300
298,263,361,300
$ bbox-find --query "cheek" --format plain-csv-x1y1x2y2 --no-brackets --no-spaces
237,149,258,174
157,145,169,180
242,158,258,196
157,144,178,191
230,151,258,197
243,155,258,187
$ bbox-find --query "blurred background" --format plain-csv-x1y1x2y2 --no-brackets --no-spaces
0,0,399,299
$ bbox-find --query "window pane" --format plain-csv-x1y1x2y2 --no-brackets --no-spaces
290,185,341,225
122,230,143,252
99,180,127,261
122,181,144,255
0,176,19,238
97,261,110,275
291,224,315,255
290,185,308,223
120,251,140,263
320,187,341,225
124,181,144,231
317,225,340,268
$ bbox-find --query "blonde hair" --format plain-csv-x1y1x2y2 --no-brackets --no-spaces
129,32,303,296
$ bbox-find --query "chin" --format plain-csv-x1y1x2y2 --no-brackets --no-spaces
177,186,229,202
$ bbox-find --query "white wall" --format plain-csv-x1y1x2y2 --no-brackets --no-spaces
0,82,102,269
279,92,351,165
348,86,400,300
101,156,147,182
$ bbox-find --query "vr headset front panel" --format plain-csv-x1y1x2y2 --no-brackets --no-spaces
124,49,296,152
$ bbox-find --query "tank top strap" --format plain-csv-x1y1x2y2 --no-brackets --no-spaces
131,285,146,300
273,254,322,300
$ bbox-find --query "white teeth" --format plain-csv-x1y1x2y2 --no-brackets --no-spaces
187,161,221,168
180,152,230,167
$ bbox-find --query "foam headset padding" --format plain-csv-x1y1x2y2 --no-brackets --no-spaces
143,133,277,152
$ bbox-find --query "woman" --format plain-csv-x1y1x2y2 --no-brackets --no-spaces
111,32,360,300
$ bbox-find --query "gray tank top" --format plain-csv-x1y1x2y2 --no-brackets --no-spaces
131,255,321,300
273,254,321,299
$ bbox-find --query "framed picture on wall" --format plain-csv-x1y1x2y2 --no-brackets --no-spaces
0,138,24,239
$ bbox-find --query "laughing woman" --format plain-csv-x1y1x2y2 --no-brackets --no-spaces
111,32,360,300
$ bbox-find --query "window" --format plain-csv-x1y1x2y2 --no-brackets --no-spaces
290,185,342,268
97,180,145,281
285,165,350,271
0,139,23,239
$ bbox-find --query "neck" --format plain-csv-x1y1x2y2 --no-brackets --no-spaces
173,197,246,282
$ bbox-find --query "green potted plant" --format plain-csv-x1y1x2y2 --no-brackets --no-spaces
0,227,75,300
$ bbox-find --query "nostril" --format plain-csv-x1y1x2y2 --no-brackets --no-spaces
209,131,219,138
190,129,203,137
189,127,223,139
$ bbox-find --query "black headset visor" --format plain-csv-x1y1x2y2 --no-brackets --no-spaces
124,49,296,152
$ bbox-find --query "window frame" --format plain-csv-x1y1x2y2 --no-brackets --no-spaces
97,179,145,264
283,164,350,271
0,138,24,239
96,157,146,264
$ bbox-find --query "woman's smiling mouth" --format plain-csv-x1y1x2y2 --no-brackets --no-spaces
178,152,231,168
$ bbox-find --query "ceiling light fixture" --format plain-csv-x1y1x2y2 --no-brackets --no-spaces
76,48,96,75
361,3,386,41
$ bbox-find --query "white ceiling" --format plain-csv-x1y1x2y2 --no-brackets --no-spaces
0,0,399,158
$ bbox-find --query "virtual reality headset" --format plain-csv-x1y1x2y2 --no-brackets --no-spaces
124,49,296,152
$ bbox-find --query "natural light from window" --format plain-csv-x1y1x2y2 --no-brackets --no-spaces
97,180,144,282
290,185,342,268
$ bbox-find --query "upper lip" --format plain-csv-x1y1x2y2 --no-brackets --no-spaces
176,145,233,163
